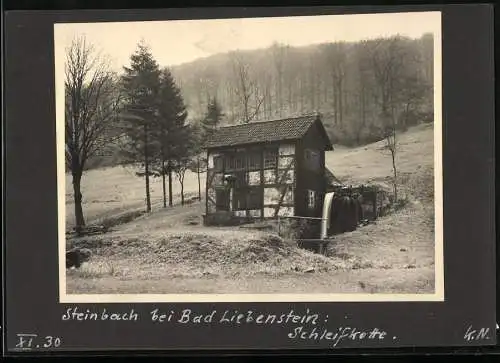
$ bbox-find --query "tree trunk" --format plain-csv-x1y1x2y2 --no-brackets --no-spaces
288,79,293,111
197,156,201,200
180,179,185,205
72,172,85,233
168,161,173,207
391,148,398,203
144,125,152,213
254,85,260,120
361,84,366,127
160,140,167,208
338,78,343,125
390,108,398,203
278,77,283,117
332,74,338,125
162,158,167,208
229,86,235,121
268,84,273,116
299,78,304,113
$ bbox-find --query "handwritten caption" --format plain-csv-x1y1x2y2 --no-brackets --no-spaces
14,334,62,350
13,307,497,350
58,306,393,347
463,325,493,342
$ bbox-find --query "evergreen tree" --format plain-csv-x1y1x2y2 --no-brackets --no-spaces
121,41,161,212
154,67,189,207
200,96,224,142
191,97,225,200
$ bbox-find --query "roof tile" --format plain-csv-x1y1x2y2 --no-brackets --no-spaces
205,115,319,149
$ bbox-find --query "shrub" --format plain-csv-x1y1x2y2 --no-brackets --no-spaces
278,218,320,241
394,197,410,211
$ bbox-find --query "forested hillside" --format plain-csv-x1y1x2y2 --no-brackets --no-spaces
171,33,434,145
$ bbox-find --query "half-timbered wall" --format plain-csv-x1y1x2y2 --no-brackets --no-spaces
205,142,297,220
263,143,295,217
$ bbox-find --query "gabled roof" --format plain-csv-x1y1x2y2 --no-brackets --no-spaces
204,114,333,150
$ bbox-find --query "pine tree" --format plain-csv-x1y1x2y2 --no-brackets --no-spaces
200,96,224,141
121,41,161,213
154,67,189,207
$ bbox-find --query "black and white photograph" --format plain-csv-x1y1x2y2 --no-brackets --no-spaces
56,11,443,302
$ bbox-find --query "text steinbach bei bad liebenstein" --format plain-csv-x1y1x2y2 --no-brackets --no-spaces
61,307,320,325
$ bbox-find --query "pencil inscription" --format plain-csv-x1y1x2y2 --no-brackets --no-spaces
14,333,62,350
463,325,491,342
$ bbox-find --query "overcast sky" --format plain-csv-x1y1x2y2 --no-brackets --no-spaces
54,11,440,71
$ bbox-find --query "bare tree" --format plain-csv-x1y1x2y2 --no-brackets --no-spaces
383,123,398,203
175,162,189,205
351,40,373,144
230,51,264,123
322,42,347,125
65,36,122,232
368,37,408,124
368,35,420,203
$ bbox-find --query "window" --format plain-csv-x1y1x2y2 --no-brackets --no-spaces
247,152,261,171
226,153,246,171
213,156,223,172
304,149,321,171
264,148,278,169
234,154,245,170
232,186,263,211
307,189,316,209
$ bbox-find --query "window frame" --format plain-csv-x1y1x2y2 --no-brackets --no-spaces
263,147,278,169
246,151,262,171
307,189,316,209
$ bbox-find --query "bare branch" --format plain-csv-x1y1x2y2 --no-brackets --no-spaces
65,35,122,174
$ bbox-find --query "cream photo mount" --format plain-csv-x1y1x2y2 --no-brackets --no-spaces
55,11,443,304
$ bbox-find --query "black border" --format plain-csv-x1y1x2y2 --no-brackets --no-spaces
3,4,496,355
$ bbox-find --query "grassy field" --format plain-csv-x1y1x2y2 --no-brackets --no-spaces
66,123,435,295
65,165,205,229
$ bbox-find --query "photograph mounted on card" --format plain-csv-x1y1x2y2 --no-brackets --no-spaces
56,10,443,304
3,4,495,354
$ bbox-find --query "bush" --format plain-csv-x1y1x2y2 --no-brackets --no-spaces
278,218,321,241
394,197,409,211
99,210,146,229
